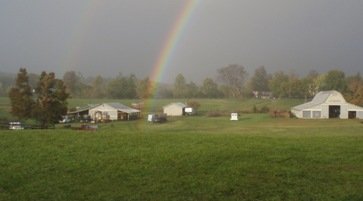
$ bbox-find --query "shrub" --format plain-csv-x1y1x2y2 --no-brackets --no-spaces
187,100,201,110
206,111,226,117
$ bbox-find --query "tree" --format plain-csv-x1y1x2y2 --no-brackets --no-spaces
1,72,17,97
320,70,347,92
201,78,221,98
8,68,34,119
345,73,363,106
136,77,152,99
107,74,137,99
185,81,200,98
62,71,82,97
90,75,106,98
303,70,320,98
33,72,69,128
287,74,305,98
173,73,188,98
250,66,270,93
269,71,289,98
217,64,248,98
154,84,173,98
126,74,137,99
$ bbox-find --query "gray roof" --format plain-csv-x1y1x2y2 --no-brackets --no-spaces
163,102,187,108
68,104,100,114
105,103,140,114
292,90,345,111
68,103,140,114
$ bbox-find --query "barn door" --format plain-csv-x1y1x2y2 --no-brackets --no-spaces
348,111,356,119
329,105,340,118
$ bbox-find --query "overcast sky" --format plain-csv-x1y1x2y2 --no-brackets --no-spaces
1,0,363,83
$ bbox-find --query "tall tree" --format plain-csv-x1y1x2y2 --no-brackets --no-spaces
250,66,270,93
136,77,152,99
90,75,106,98
217,64,248,98
107,74,137,99
304,70,320,98
345,73,363,106
63,71,82,97
173,73,188,98
269,71,289,98
185,81,200,98
201,78,221,98
8,68,34,119
320,70,347,92
33,72,69,128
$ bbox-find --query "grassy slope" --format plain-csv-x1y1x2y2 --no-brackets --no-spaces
1,114,363,201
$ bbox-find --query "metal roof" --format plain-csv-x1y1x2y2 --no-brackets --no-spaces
292,90,345,111
68,103,140,114
104,103,140,114
163,102,187,108
68,104,100,114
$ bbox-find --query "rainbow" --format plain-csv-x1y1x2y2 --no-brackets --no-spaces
147,0,200,100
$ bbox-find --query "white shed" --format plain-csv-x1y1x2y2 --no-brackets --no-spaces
163,102,187,116
291,90,363,119
89,103,140,121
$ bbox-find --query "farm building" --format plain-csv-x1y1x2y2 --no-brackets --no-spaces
163,102,187,116
89,103,140,121
291,90,363,119
69,103,140,121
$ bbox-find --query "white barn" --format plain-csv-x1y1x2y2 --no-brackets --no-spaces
163,102,187,116
291,90,363,119
89,103,140,121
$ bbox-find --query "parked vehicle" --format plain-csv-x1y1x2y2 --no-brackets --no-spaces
9,122,24,130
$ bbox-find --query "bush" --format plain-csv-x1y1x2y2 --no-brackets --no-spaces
260,106,270,113
187,100,201,110
270,110,291,118
252,105,270,113
206,111,227,117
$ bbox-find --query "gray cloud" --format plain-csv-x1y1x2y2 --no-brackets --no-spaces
1,0,362,82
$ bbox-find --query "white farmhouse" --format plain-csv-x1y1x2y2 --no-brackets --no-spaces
163,102,187,116
291,90,363,119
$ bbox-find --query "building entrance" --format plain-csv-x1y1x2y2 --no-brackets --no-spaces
329,105,340,118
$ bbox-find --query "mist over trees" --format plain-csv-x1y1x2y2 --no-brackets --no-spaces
2,66,363,106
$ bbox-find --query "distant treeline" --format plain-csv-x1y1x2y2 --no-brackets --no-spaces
1,65,363,105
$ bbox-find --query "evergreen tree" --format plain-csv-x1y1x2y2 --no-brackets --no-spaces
250,66,270,93
8,68,34,119
33,72,69,128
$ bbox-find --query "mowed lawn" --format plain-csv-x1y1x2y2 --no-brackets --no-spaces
1,114,363,201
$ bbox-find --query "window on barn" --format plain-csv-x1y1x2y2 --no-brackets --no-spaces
312,111,321,118
303,111,311,118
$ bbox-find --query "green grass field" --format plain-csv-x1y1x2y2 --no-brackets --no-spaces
1,97,363,201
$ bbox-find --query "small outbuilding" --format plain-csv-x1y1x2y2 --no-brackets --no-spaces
291,90,363,119
163,102,187,116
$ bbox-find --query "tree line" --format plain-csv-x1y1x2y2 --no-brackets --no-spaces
4,65,363,104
